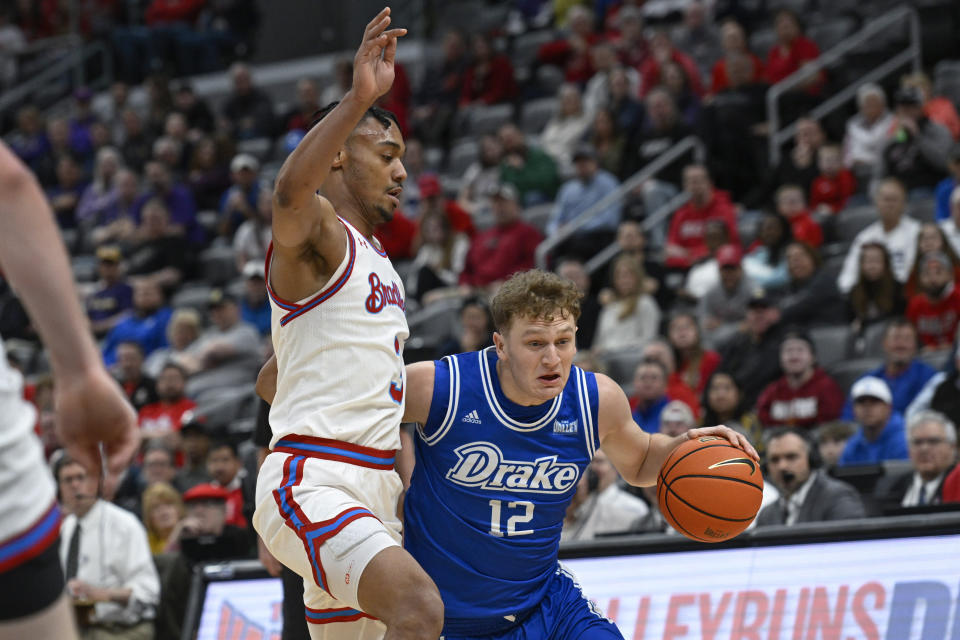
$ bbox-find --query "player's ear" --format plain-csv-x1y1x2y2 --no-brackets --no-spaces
331,149,345,170
493,331,506,358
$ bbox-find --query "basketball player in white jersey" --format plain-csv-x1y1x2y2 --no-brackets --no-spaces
0,140,139,639
252,8,443,640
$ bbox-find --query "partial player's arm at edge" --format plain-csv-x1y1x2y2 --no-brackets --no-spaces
256,354,278,405
595,374,758,487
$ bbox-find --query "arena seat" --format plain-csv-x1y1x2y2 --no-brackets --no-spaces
511,30,557,71
521,97,558,134
171,283,214,313
200,246,239,285
809,324,852,370
466,103,515,136
598,347,645,387
523,202,554,233
71,254,98,282
834,206,877,242
909,198,936,223
827,357,884,393
447,139,480,177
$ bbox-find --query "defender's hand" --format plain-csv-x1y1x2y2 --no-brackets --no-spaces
352,7,407,104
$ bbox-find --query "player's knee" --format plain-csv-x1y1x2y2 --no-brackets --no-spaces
389,583,444,636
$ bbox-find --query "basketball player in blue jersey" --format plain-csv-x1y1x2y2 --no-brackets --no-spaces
0,140,139,639
259,269,758,638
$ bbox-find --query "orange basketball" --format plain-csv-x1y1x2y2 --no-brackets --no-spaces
657,435,764,543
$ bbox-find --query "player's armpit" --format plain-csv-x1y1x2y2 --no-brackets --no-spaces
256,355,278,405
402,361,435,425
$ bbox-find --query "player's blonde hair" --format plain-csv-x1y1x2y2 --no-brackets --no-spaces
491,269,581,334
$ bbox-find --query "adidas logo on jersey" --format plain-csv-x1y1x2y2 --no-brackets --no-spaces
553,419,578,434
461,410,482,424
446,442,580,494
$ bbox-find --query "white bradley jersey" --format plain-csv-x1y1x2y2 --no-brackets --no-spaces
0,332,56,544
265,216,409,451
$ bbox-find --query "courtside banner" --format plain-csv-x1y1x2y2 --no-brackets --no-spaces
563,534,960,640
197,578,283,640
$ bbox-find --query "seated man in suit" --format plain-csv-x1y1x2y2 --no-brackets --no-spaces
874,410,958,511
756,428,866,526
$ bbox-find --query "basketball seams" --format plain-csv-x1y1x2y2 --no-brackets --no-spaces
661,493,712,542
662,479,758,523
661,443,743,482
669,473,764,492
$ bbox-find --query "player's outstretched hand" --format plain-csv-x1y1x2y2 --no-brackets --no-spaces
55,367,140,500
685,425,759,462
352,7,407,104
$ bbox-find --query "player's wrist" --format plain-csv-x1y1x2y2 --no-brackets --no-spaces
340,89,377,112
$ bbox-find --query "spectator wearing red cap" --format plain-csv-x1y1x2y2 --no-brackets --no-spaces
756,332,845,430
415,173,475,237
698,243,754,339
168,483,252,562
665,164,739,269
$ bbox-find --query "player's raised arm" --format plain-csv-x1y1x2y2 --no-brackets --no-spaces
595,374,757,486
272,7,406,250
0,141,138,498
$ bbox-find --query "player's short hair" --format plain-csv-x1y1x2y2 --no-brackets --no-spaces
491,269,581,334
310,101,399,133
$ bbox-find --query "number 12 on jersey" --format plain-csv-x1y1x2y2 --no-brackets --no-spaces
488,499,535,537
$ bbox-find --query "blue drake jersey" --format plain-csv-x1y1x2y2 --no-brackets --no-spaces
404,347,601,620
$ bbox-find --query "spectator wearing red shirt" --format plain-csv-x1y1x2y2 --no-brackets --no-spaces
416,173,475,237
710,19,765,94
776,184,823,248
667,311,721,396
810,144,858,214
145,0,205,25
138,362,196,446
536,6,599,85
639,339,702,418
377,61,411,135
907,252,960,349
665,164,740,269
639,30,705,98
757,332,845,429
765,9,824,95
374,209,417,260
902,72,960,142
206,441,249,529
460,34,516,107
460,183,542,290
608,7,648,71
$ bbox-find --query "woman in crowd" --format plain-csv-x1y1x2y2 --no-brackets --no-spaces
594,254,662,355
904,222,960,298
541,83,592,172
187,137,232,212
710,18,764,94
701,371,764,456
142,482,186,555
667,311,720,396
660,61,701,128
75,146,124,233
233,188,272,271
778,241,845,326
584,107,626,176
847,242,907,333
407,208,470,304
144,308,202,377
742,212,792,289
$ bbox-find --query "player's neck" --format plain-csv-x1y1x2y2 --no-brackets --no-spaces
320,184,377,240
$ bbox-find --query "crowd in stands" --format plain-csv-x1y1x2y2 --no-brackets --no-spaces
3,0,960,634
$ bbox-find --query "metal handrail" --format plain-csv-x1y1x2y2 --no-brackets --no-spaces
0,40,112,117
534,135,705,269
766,4,921,165
583,190,690,276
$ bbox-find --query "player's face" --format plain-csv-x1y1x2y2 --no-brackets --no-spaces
343,118,407,225
495,313,577,405
766,433,811,493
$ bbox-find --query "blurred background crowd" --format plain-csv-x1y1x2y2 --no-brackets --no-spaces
3,0,960,636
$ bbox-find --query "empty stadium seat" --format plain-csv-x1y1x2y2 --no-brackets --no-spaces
809,325,852,370
466,103,514,136
523,202,554,233
511,30,556,71
171,283,214,313
598,347,645,387
200,246,239,285
918,347,952,371
521,97,558,134
909,199,936,223
71,254,98,282
447,139,479,177
828,357,884,393
857,321,889,359
834,206,877,242
809,17,858,51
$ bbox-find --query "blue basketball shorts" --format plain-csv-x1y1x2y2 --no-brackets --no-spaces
441,564,624,640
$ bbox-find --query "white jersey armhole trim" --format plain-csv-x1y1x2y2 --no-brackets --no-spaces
420,356,460,446
576,367,597,460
